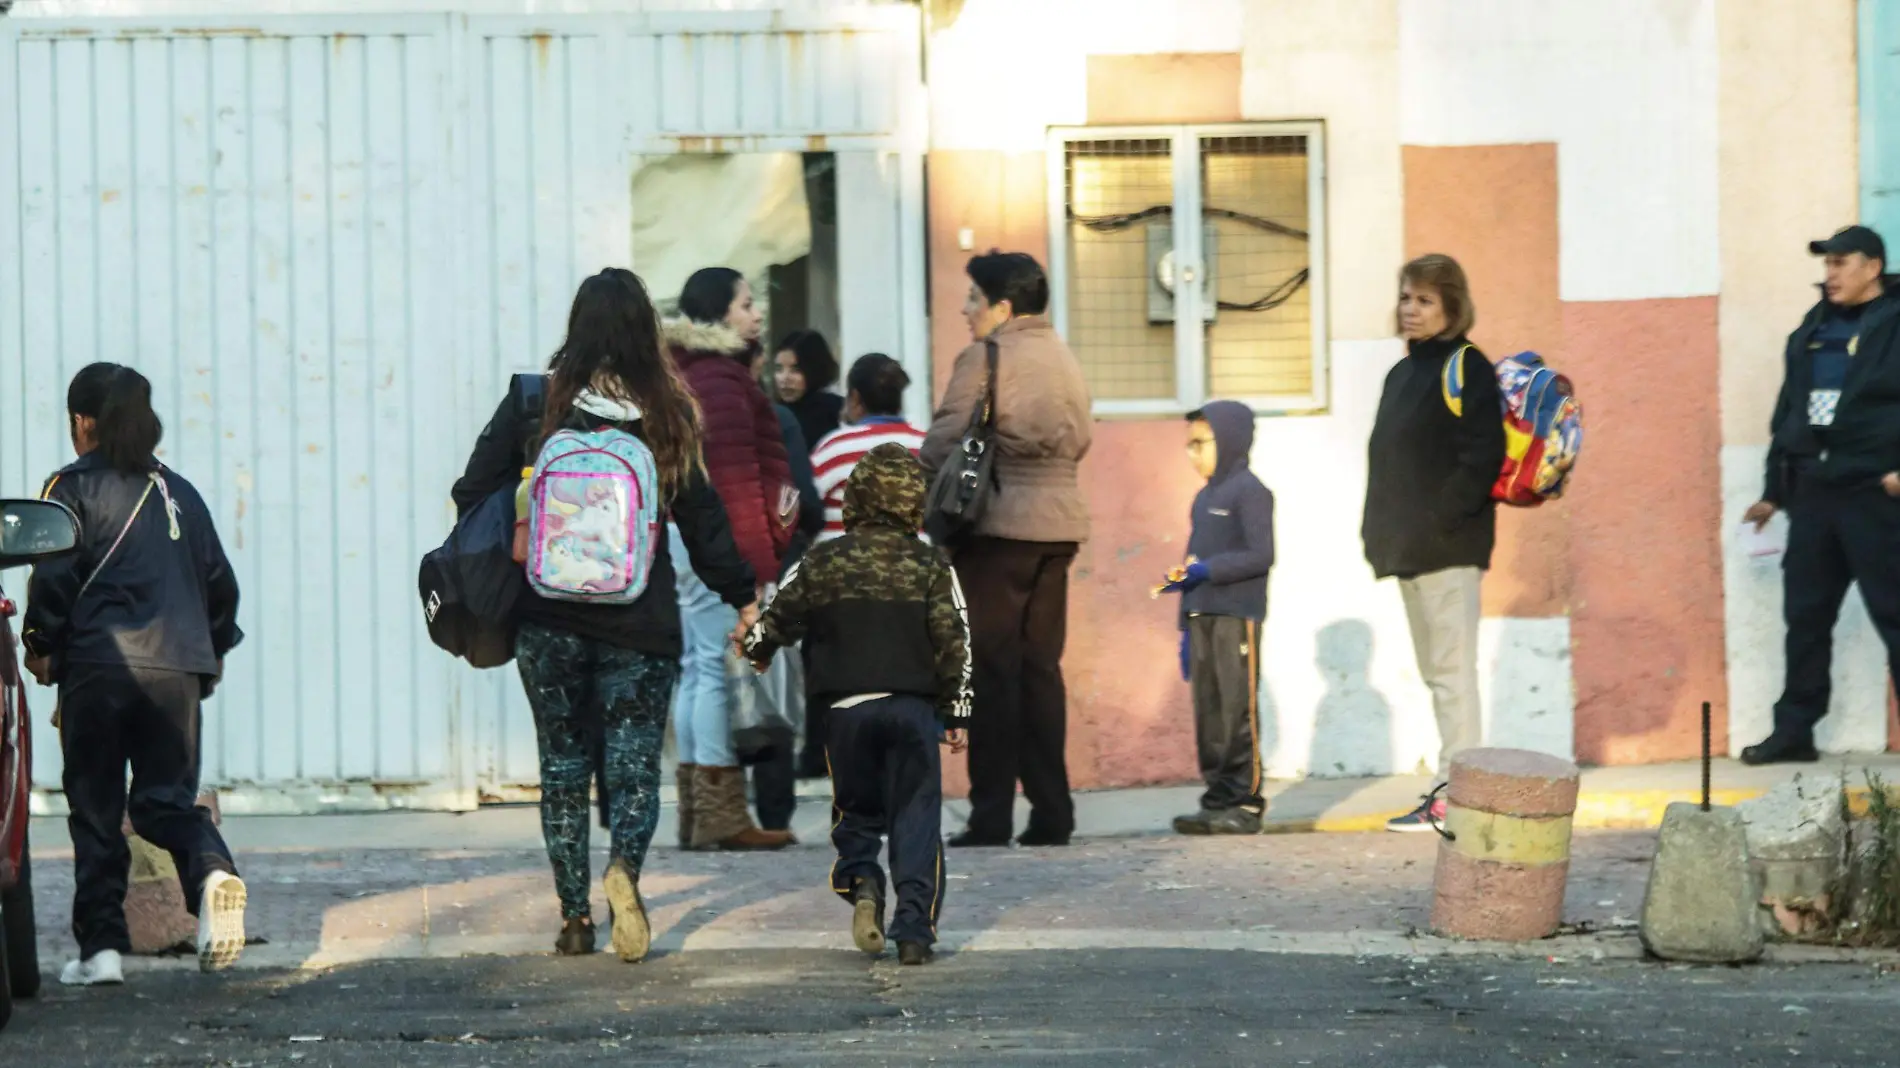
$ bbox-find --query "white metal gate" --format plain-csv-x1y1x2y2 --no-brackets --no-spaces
1,5,926,812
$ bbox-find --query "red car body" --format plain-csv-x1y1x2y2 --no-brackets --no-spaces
0,590,27,895
0,497,80,1028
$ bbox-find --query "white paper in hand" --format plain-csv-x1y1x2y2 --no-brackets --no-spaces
1739,513,1788,561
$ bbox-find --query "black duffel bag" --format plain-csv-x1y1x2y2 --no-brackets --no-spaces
418,485,526,669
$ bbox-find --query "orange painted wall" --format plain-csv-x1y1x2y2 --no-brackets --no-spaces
1065,421,1206,788
925,151,1049,397
1086,53,1243,126
1890,684,1899,752
1563,297,1726,764
1401,144,1571,619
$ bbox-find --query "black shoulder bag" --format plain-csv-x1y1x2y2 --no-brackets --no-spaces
923,338,1000,544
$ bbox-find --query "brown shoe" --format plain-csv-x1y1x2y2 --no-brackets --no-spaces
720,824,796,851
690,766,794,852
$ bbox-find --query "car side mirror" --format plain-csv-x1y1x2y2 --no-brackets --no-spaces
0,499,80,571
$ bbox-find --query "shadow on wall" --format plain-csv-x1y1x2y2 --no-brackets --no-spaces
1256,668,1281,778
1307,619,1397,778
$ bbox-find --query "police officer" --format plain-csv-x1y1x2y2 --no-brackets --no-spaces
1741,225,1900,765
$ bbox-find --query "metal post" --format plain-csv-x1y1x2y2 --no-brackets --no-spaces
1710,699,1725,805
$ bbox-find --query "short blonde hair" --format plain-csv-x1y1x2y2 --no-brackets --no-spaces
1399,254,1476,339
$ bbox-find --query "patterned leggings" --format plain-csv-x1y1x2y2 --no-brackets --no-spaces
516,623,680,920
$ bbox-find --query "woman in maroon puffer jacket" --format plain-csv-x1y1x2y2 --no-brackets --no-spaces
664,267,796,851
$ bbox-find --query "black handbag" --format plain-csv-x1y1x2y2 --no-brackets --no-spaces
923,338,1000,544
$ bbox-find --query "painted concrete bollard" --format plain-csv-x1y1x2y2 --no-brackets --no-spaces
1429,748,1581,941
122,791,221,954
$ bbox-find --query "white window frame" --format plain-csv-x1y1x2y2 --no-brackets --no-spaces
1046,121,1329,417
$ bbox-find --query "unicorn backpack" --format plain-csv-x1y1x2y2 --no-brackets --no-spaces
524,426,662,604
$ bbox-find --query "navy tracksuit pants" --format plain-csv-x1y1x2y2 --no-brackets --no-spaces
825,694,945,946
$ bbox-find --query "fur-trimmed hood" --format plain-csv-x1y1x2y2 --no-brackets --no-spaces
663,313,791,582
662,317,753,361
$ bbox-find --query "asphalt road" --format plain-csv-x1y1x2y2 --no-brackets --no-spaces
3,949,1896,1067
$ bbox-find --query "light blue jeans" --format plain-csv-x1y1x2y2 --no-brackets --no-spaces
669,524,739,768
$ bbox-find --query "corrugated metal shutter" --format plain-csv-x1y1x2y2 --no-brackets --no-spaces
0,7,925,812
2,17,468,811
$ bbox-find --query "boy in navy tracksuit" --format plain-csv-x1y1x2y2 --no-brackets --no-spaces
1161,401,1276,835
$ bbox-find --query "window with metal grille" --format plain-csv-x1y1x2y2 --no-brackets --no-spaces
1048,123,1327,415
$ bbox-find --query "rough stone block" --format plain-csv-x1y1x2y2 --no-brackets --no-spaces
1640,802,1764,963
1447,748,1581,818
1737,773,1845,938
1737,772,1844,861
120,792,221,955
125,836,196,954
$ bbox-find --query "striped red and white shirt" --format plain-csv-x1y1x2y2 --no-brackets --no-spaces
809,418,929,542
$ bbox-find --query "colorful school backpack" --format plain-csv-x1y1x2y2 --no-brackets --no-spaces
524,426,662,604
1442,347,1583,507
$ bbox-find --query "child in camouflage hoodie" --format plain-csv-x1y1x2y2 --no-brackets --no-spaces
742,443,970,965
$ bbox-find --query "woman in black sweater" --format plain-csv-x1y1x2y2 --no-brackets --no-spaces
1362,255,1506,833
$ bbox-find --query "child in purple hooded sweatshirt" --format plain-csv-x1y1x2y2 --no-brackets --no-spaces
1159,400,1276,835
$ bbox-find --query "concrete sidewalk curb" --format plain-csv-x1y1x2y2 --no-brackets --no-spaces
27,759,1900,857
93,928,1900,975
1268,783,1900,835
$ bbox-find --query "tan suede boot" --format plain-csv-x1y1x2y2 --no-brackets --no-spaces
690,766,794,851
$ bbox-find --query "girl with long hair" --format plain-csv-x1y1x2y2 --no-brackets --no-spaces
451,268,759,960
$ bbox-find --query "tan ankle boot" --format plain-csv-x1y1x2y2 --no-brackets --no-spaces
690,766,793,851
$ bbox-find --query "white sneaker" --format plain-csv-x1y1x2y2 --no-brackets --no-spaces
59,949,125,986
197,871,247,972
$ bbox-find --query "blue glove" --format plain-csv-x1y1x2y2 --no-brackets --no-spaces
1179,630,1191,682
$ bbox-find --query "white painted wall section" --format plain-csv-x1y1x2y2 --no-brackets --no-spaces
927,0,1244,152
1399,0,1719,303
